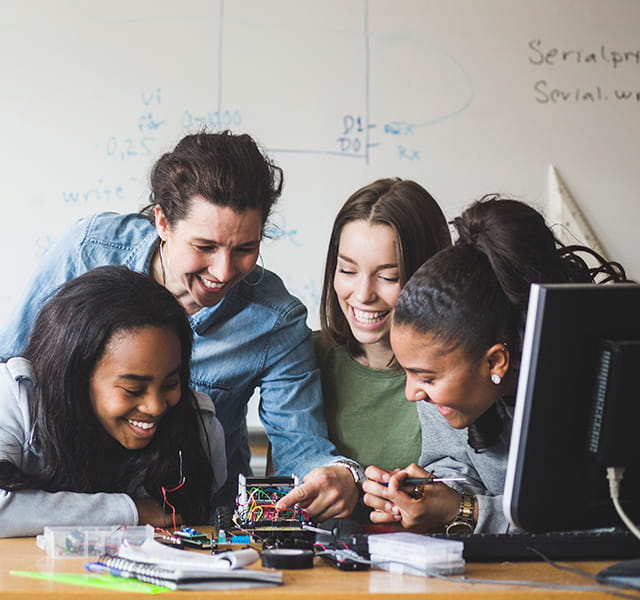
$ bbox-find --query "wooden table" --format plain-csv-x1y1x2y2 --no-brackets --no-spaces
0,535,630,599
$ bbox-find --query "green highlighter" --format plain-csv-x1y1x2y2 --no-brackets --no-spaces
10,570,169,594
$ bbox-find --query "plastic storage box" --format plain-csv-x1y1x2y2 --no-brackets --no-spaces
36,524,154,559
368,532,465,576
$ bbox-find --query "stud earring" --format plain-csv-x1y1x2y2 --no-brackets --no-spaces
491,373,502,385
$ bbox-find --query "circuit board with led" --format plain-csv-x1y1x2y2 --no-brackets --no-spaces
230,474,315,549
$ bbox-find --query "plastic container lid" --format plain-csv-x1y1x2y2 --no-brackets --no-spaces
368,532,463,560
368,532,465,576
36,524,154,559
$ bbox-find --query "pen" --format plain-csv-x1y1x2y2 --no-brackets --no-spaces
370,475,468,499
402,476,467,485
372,476,467,487
400,476,468,500
84,561,133,579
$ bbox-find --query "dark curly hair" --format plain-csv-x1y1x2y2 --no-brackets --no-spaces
394,195,630,451
0,266,215,523
141,130,283,232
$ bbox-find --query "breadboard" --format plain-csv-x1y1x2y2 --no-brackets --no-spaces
546,166,608,260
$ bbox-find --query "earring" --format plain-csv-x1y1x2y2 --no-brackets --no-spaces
491,373,502,385
243,253,265,287
158,240,167,286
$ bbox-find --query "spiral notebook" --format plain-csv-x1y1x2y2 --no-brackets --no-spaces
85,541,283,591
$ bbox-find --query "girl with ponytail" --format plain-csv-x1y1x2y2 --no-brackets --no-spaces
362,195,627,534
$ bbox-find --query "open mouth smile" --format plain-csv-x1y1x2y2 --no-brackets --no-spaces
351,307,390,324
198,276,226,290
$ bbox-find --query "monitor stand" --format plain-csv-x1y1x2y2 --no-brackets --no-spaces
597,559,640,591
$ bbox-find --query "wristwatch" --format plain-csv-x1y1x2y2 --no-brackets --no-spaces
445,494,476,535
333,459,365,490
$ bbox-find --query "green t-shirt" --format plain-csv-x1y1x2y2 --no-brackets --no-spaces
312,331,421,471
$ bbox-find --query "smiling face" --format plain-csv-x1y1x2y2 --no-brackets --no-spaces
89,325,182,450
155,197,262,313
333,220,402,356
390,323,503,429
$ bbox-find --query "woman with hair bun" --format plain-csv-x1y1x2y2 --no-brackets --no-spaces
362,195,628,534
0,131,359,516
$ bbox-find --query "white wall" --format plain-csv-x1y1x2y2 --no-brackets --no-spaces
2,0,639,331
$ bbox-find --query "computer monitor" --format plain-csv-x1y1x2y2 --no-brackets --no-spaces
504,282,640,532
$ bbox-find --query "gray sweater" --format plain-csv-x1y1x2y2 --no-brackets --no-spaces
417,399,514,533
0,358,226,537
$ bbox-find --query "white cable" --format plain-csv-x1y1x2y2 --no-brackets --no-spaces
315,548,640,598
607,466,640,541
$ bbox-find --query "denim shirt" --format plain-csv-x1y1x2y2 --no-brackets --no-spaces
0,213,342,503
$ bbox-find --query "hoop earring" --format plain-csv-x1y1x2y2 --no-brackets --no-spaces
158,240,167,286
243,254,265,287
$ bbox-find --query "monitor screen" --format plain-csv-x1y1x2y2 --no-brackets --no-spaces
504,282,640,532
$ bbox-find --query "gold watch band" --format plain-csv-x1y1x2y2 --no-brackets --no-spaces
444,493,476,535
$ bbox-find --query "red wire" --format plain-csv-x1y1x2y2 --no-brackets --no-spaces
161,477,186,530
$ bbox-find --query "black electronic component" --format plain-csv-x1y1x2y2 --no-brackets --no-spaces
261,548,315,569
314,519,370,571
232,475,315,550
588,340,640,465
316,546,370,571
214,505,234,532
434,528,640,562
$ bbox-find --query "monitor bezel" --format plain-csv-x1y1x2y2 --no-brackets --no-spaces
504,282,640,532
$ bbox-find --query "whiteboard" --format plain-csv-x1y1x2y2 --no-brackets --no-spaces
1,0,639,331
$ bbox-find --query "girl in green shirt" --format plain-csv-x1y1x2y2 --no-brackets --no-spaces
313,178,451,473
